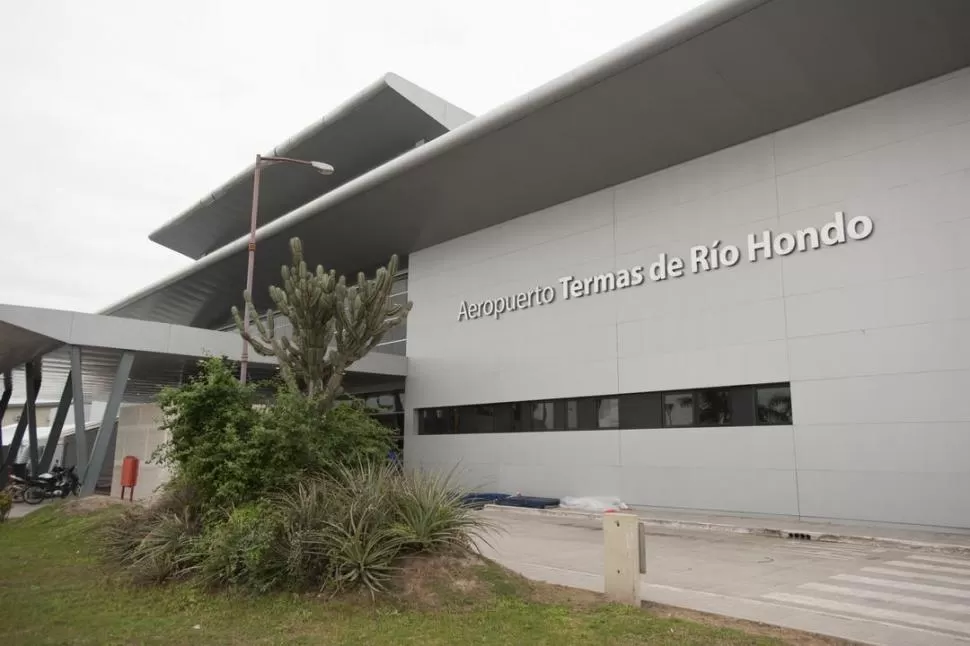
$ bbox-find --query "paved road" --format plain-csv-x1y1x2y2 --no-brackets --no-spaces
477,509,970,646
6,502,46,519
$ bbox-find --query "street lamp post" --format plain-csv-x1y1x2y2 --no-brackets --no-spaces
240,154,334,385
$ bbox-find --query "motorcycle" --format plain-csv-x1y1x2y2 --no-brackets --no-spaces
21,465,80,505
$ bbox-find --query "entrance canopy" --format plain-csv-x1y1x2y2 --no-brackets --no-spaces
0,303,407,403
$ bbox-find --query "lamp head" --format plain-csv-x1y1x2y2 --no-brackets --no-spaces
310,161,335,175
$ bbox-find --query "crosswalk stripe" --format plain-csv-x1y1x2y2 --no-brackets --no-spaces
801,582,970,614
908,555,970,568
887,561,970,576
862,566,970,586
763,592,970,636
833,574,970,599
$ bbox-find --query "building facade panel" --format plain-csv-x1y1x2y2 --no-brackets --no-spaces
404,66,970,528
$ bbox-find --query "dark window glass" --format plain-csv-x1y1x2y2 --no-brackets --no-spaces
531,402,555,431
756,385,793,425
458,405,494,433
560,399,597,430
730,388,755,427
619,393,662,429
419,408,452,435
364,394,397,412
596,397,619,429
565,400,579,429
663,392,694,427
511,402,530,432
697,389,732,426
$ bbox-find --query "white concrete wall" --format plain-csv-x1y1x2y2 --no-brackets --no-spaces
404,66,970,529
111,403,171,501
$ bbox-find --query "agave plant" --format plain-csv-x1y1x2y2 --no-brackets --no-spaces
391,466,498,553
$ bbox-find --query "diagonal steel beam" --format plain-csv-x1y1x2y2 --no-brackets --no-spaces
2,363,42,477
1,371,27,486
39,374,73,473
70,347,88,478
80,351,134,496
25,361,41,475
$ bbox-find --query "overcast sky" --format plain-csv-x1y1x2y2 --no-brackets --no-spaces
1,0,705,313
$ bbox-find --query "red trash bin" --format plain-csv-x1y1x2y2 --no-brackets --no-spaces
120,456,139,501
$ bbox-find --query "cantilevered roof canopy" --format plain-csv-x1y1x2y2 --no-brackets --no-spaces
0,304,407,403
149,73,474,259
107,0,970,329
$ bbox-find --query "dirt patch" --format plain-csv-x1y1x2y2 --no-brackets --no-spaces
641,601,862,646
60,495,132,515
385,552,494,609
379,552,609,611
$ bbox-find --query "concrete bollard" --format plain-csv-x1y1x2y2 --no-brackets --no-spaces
603,512,642,605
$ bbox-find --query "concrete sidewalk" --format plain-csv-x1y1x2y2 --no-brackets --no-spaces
478,508,970,646
484,504,970,555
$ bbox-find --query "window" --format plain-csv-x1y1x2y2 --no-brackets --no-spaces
756,385,792,425
596,397,619,429
696,389,732,426
565,400,579,430
619,393,662,429
663,392,694,427
415,382,792,434
418,408,453,435
531,402,555,431
459,405,494,433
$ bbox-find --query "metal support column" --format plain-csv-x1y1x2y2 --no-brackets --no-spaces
70,347,88,478
39,374,73,473
80,351,134,496
0,370,11,447
25,361,40,475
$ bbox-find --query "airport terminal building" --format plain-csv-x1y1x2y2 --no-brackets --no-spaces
3,0,970,528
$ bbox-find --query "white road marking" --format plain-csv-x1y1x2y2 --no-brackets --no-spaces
908,555,970,568
801,582,970,614
833,574,970,599
763,592,970,636
887,561,970,576
862,566,970,586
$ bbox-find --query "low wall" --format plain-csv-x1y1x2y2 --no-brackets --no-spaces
110,403,171,501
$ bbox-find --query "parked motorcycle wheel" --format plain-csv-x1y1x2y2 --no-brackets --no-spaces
23,486,46,505
5,485,25,504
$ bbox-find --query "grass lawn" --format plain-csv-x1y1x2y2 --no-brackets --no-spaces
0,503,785,646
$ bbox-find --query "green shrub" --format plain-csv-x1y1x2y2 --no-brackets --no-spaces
102,479,202,584
106,454,494,597
189,502,284,592
0,490,12,522
153,357,395,513
153,357,262,512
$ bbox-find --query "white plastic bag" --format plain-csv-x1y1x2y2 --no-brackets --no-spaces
560,496,630,513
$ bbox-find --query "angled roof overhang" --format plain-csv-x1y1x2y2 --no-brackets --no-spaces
149,73,474,259
0,305,407,403
107,0,970,329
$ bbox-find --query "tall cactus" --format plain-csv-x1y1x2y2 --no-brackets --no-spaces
231,237,411,410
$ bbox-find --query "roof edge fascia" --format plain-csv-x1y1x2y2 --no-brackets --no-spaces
148,72,467,257
104,0,767,317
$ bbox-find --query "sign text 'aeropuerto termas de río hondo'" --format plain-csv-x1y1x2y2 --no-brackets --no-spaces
456,211,873,322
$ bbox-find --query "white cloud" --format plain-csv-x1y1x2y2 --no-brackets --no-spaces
0,0,705,312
